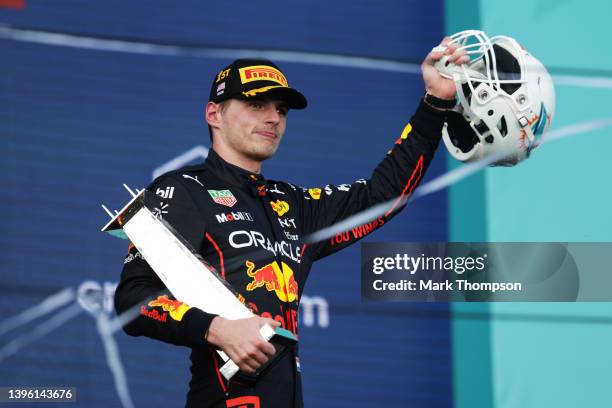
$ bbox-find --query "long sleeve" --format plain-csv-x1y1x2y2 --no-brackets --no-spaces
113,174,217,348
299,99,446,260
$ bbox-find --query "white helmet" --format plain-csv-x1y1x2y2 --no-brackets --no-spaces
437,30,556,166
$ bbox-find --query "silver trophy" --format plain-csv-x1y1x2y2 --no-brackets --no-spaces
101,184,297,382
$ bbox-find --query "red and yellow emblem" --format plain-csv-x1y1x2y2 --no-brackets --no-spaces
270,200,290,216
245,260,298,302
239,65,288,87
148,295,190,321
308,188,322,200
394,123,412,145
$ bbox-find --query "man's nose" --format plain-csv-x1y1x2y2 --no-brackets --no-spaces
264,106,281,124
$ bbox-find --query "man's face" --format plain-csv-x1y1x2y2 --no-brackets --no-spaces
215,97,289,162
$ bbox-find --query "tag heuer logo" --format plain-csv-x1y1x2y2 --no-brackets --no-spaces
208,190,237,207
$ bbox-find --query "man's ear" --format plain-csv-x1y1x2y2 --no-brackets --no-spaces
205,101,221,128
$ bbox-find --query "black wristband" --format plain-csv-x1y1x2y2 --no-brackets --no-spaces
423,92,457,110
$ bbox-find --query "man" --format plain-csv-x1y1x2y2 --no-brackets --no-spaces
115,39,467,407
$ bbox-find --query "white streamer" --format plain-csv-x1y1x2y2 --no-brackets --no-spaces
0,303,82,363
96,313,135,408
0,287,75,337
414,119,612,198
1,25,609,87
306,119,612,244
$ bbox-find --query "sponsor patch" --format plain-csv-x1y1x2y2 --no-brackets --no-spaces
155,186,174,199
215,68,231,83
284,231,299,241
268,184,285,195
329,216,386,246
226,396,261,408
245,260,298,302
152,202,169,219
229,230,301,263
256,184,266,197
216,211,253,223
278,218,296,229
270,200,290,216
216,81,226,96
308,188,321,200
395,123,412,145
148,295,190,321
140,305,167,323
208,189,237,207
124,251,144,264
239,65,288,87
182,174,204,187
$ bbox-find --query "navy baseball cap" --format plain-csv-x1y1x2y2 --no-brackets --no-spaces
209,58,307,109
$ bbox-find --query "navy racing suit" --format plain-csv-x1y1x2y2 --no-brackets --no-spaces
114,100,446,408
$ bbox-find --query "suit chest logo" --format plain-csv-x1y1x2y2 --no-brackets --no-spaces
270,200,290,216
208,189,237,207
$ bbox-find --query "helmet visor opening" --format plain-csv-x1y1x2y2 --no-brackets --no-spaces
488,44,522,94
446,111,479,153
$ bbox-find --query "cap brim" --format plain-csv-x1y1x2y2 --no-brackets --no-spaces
241,86,307,110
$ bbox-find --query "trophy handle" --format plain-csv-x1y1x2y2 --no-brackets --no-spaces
218,324,298,382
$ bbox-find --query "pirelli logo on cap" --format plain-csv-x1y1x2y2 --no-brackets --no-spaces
239,65,288,87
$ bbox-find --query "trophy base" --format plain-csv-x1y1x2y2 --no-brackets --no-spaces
238,328,298,384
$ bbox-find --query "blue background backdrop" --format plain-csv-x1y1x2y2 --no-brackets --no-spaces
2,1,612,407
1,1,451,407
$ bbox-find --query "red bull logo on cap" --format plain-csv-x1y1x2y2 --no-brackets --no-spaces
245,260,298,302
148,295,191,321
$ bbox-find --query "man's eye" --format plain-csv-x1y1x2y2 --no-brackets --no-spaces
249,101,263,109
277,108,288,116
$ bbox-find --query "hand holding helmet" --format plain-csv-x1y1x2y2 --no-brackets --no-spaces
432,30,556,166
422,37,470,101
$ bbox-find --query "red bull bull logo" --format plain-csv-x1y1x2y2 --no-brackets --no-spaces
245,260,298,302
270,200,290,216
148,295,190,321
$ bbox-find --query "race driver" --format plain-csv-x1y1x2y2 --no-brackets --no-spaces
114,38,468,408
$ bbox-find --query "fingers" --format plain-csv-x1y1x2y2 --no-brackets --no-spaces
236,339,276,374
222,317,279,374
447,44,469,65
260,340,277,357
261,317,281,328
427,37,469,65
257,317,279,356
237,351,266,373
249,341,272,365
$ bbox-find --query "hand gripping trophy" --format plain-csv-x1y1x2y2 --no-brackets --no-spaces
101,184,297,382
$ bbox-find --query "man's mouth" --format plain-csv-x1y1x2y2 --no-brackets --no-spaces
256,130,277,139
